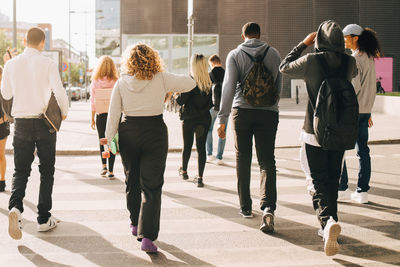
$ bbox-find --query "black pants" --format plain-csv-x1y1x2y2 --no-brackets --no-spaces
232,108,278,212
182,114,211,178
9,118,56,224
305,143,344,229
119,115,168,241
96,113,115,172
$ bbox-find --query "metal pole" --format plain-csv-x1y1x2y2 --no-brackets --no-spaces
13,0,17,48
187,16,193,74
68,0,72,106
187,0,193,74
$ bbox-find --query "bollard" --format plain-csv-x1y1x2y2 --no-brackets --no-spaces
296,85,299,104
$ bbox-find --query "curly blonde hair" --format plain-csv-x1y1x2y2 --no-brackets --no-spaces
92,55,119,81
122,43,163,80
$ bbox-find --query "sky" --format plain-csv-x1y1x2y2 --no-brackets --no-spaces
0,0,97,66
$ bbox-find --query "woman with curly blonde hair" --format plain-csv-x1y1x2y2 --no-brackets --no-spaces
90,55,119,179
101,43,195,253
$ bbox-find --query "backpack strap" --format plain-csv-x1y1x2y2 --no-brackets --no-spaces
242,46,270,63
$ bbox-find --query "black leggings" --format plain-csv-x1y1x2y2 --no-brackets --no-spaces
96,113,115,172
181,115,211,178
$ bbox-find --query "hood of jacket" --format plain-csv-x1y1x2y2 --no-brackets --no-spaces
315,20,345,53
118,73,152,92
238,38,269,58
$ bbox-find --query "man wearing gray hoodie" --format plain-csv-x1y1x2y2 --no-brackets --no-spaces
217,22,282,233
279,20,357,256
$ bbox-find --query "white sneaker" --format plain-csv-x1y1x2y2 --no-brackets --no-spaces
216,159,224,165
37,217,58,232
337,189,352,202
323,217,341,256
8,207,23,240
351,191,368,204
207,155,216,162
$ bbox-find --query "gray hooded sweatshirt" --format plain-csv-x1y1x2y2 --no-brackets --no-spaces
279,20,358,135
218,38,282,125
105,72,196,142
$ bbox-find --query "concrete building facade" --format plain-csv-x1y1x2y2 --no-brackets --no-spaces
97,0,400,96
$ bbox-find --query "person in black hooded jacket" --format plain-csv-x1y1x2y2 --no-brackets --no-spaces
279,20,357,256
177,54,213,187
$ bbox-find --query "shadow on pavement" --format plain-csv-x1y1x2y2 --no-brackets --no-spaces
1,198,212,267
18,245,73,267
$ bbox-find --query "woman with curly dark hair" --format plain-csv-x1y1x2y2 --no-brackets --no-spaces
100,43,195,253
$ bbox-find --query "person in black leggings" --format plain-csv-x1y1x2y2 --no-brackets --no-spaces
90,55,119,179
177,54,213,187
96,113,115,177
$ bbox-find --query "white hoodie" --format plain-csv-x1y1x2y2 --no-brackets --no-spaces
105,71,195,142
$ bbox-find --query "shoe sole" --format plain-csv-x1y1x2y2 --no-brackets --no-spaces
8,211,22,240
324,223,341,256
141,248,158,253
260,213,274,233
239,212,253,218
38,221,57,232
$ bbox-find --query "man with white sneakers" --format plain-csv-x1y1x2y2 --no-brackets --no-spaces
1,27,69,239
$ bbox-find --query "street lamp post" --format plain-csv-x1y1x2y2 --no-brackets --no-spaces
187,0,194,74
13,0,17,48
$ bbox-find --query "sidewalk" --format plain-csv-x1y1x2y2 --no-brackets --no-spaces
5,98,400,155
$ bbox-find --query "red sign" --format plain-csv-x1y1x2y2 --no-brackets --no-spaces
62,62,68,72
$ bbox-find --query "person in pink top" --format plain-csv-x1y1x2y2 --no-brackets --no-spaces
90,56,119,179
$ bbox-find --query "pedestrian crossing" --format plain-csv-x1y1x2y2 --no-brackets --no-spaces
0,146,399,266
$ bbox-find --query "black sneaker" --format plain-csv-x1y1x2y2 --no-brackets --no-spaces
260,208,274,233
193,176,204,187
178,167,189,180
0,180,5,192
239,209,253,218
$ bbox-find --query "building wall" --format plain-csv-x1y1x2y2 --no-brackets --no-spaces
120,0,400,96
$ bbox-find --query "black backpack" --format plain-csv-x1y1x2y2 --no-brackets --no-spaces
241,47,278,107
312,54,359,151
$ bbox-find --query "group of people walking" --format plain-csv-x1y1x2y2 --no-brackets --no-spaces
0,19,382,257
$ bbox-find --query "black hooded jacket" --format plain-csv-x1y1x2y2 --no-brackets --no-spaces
279,20,358,134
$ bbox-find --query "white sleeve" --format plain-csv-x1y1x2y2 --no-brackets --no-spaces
105,81,122,143
49,61,69,116
0,63,13,100
162,72,196,93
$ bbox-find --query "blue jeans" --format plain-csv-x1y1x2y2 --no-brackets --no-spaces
339,113,371,192
206,108,227,160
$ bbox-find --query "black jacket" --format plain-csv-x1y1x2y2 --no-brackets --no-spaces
209,67,225,111
176,86,213,121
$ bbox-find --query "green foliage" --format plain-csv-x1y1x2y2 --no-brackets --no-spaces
61,58,86,85
377,92,400,96
0,31,24,65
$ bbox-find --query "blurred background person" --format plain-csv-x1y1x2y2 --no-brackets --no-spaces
90,55,119,179
206,54,226,165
